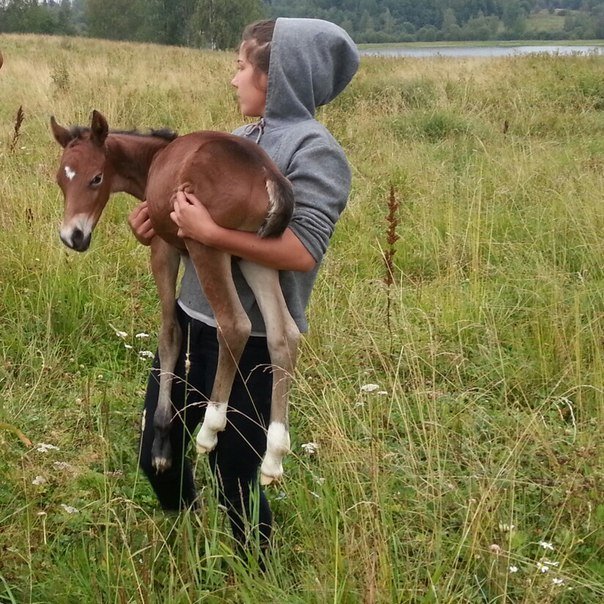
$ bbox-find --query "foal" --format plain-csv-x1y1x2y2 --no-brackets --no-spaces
51,110,299,485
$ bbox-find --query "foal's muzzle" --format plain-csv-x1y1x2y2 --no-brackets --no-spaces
61,228,91,252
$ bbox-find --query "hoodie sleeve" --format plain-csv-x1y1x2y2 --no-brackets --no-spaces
286,135,352,263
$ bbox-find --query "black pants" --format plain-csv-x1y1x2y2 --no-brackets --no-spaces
138,304,273,548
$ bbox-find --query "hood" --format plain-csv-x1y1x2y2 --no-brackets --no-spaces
265,18,360,123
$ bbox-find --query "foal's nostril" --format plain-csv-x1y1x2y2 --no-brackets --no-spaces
71,229,91,252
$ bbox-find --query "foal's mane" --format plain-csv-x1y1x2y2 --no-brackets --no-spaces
66,126,178,143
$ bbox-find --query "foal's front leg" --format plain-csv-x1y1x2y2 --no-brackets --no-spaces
150,238,182,472
185,241,252,454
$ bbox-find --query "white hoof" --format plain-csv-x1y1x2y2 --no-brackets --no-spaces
260,422,290,485
260,471,279,486
196,427,218,454
196,402,227,453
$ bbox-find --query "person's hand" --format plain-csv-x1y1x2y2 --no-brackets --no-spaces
170,190,218,245
128,201,156,246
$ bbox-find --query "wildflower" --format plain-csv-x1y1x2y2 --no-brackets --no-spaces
552,577,565,586
36,443,60,453
60,504,79,514
114,330,128,339
135,332,150,339
509,565,519,573
301,442,318,455
124,344,133,350
360,383,380,393
489,544,502,555
53,461,73,471
139,350,154,359
32,476,46,486
499,523,516,532
539,541,555,551
537,562,549,573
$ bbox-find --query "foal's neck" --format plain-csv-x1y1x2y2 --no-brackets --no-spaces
107,133,172,200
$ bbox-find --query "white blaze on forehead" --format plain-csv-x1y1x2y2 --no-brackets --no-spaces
64,166,76,181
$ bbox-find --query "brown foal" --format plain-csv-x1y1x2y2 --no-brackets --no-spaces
51,110,299,485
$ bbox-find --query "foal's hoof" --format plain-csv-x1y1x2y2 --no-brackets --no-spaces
152,455,172,473
260,458,284,486
260,472,281,486
195,429,218,454
151,436,172,473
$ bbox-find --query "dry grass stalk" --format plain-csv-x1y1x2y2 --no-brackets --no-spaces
9,105,25,153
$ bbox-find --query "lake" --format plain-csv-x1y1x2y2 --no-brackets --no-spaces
360,45,604,58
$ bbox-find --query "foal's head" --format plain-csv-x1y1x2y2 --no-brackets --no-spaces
51,110,112,252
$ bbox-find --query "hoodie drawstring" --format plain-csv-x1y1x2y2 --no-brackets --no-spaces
243,118,265,143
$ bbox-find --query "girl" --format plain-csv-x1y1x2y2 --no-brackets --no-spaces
129,18,359,555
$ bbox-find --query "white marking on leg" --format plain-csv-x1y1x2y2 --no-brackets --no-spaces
196,402,227,453
260,422,290,485
141,408,146,432
64,166,76,181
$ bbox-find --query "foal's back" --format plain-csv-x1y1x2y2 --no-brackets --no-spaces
146,131,280,249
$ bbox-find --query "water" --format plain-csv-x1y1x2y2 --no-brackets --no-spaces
360,45,604,58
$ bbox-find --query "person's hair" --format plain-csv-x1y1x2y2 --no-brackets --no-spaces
240,20,276,77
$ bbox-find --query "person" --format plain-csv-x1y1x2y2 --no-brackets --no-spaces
128,18,359,557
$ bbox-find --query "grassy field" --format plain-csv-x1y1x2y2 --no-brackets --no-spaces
0,33,603,603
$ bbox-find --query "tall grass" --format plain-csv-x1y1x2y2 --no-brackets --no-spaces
0,34,603,602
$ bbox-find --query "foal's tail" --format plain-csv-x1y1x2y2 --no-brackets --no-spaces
257,169,295,238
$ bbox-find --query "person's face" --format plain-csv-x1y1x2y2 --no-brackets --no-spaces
231,44,268,118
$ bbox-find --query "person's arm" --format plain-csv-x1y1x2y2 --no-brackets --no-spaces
171,190,316,272
128,201,156,246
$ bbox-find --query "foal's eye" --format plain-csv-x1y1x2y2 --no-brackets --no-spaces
90,174,103,188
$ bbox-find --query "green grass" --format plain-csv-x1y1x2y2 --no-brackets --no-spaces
0,33,603,602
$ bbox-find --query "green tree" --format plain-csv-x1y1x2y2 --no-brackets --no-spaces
86,0,142,40
189,0,264,50
502,0,527,36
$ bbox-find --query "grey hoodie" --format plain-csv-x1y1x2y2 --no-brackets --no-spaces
178,18,360,334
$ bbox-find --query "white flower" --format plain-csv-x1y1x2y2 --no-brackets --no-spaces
509,565,519,573
537,562,550,573
539,541,555,551
53,462,73,471
499,523,516,532
301,442,318,455
139,350,154,359
124,344,133,350
114,330,128,339
135,332,150,339
36,443,60,453
32,476,46,486
360,383,380,393
552,577,565,586
60,504,79,514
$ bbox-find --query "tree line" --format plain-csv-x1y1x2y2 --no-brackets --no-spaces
0,0,602,48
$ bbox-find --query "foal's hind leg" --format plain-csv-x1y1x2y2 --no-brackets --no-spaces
239,261,300,485
150,237,182,472
184,241,252,454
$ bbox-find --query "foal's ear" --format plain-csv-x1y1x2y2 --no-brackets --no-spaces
50,116,74,148
90,110,109,146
